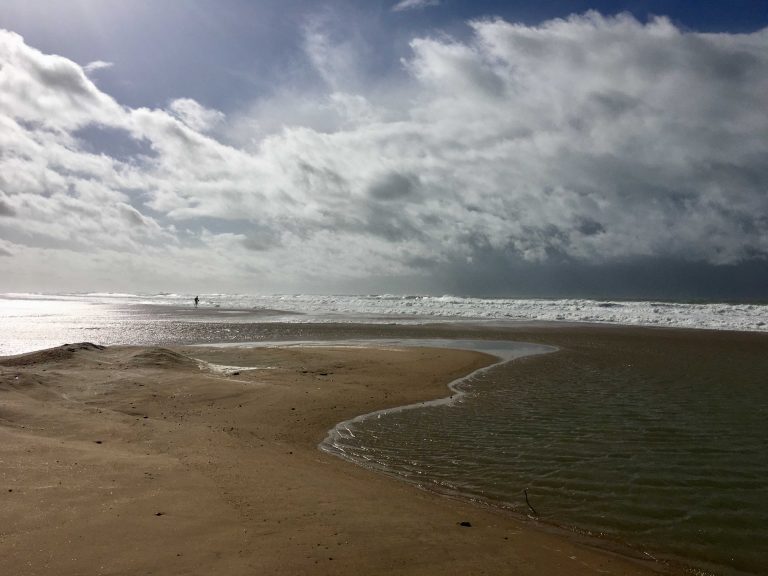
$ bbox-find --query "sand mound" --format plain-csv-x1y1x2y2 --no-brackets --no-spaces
0,372,62,401
0,342,106,367
126,348,197,369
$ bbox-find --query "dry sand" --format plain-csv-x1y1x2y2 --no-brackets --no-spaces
0,337,678,575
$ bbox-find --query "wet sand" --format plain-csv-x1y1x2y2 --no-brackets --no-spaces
0,331,680,576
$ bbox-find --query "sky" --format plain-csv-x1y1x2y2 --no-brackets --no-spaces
0,1,767,299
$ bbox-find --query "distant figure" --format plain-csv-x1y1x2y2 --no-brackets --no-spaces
194,295,199,307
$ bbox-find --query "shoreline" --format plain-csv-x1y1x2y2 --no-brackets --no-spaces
310,341,699,576
3,324,766,575
0,337,671,576
3,292,768,358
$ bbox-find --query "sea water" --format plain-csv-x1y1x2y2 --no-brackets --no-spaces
1,290,767,355
322,341,768,576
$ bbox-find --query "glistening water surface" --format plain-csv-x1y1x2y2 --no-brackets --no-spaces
322,339,768,576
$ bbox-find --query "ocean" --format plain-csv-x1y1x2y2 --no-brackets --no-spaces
1,291,766,356
2,292,767,575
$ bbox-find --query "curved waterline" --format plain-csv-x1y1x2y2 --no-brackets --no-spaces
200,337,766,575
316,339,556,459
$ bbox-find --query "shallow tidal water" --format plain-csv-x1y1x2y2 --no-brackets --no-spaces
323,340,768,576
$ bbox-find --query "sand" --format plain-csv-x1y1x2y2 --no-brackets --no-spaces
0,332,707,576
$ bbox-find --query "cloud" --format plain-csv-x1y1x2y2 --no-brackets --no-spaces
0,195,16,217
302,17,365,92
83,60,113,73
0,30,125,129
392,0,440,12
367,172,419,201
167,98,225,133
1,14,768,294
0,237,13,256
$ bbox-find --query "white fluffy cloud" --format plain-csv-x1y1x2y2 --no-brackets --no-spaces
1,13,767,293
392,0,440,12
168,98,225,133
83,60,113,73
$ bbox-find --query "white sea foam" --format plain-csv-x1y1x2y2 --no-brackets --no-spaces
3,292,767,333
133,293,766,332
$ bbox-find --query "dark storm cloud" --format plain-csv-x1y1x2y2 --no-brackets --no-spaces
365,204,425,241
434,249,768,302
576,219,605,237
367,172,419,202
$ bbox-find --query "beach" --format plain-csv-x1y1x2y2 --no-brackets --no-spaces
2,322,766,575
1,333,671,576
4,3,768,573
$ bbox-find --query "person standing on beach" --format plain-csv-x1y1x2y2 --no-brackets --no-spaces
194,295,199,307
